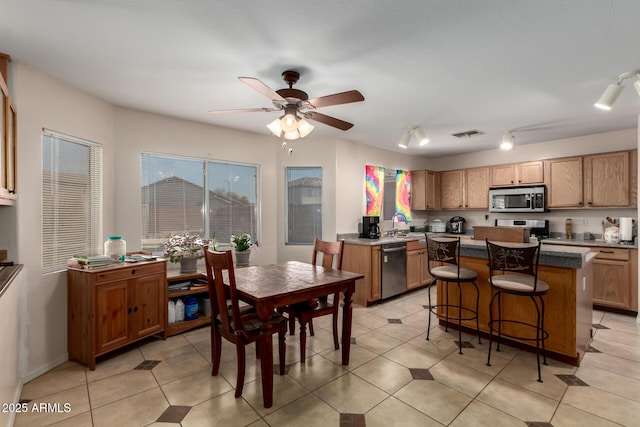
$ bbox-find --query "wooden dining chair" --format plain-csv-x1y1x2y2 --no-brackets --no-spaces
203,247,287,397
280,237,344,363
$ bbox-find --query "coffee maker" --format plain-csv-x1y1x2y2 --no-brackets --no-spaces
361,216,380,239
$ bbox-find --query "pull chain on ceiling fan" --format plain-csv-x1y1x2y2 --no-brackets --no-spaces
209,70,365,140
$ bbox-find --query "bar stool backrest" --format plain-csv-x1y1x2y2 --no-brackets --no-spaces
486,239,542,290
425,235,461,276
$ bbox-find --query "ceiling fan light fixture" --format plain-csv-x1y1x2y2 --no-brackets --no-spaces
297,119,314,138
267,118,283,137
594,83,623,110
283,130,300,140
500,131,514,150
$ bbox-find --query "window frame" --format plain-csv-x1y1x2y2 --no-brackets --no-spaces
285,166,323,245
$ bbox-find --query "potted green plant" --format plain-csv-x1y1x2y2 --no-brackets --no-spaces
163,232,211,273
231,232,252,266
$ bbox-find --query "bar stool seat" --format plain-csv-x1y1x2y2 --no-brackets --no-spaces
486,239,549,383
426,235,482,355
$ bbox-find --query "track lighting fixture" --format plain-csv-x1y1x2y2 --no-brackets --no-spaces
595,69,640,110
500,131,514,150
398,126,429,149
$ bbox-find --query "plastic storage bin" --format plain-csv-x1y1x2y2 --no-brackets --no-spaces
184,296,199,321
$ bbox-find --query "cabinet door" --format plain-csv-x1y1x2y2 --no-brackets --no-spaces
545,157,583,208
406,249,422,290
440,170,464,209
425,171,439,209
411,170,426,210
593,259,631,310
420,250,432,285
132,273,166,339
584,151,630,207
371,246,381,301
517,161,544,185
464,167,490,209
491,164,516,186
95,281,130,355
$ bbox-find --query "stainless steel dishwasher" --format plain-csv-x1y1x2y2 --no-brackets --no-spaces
380,242,407,299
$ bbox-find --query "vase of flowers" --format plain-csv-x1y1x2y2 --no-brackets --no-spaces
231,232,252,266
163,233,211,273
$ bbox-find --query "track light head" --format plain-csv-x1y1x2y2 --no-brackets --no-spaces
413,127,429,146
398,131,411,149
500,131,514,150
595,83,623,110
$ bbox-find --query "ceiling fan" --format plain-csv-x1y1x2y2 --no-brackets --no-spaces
209,70,365,140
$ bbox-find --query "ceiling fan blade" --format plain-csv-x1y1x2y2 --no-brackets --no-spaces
306,90,364,109
305,112,354,131
238,77,286,102
208,107,279,114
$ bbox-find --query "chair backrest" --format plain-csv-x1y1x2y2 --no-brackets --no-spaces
203,246,242,336
486,239,542,284
312,237,344,270
425,235,460,274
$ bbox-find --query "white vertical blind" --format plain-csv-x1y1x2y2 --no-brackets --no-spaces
42,129,103,274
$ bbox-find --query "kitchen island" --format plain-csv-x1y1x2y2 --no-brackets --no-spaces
340,234,595,365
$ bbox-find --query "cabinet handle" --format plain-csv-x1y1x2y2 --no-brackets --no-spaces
134,306,138,312
131,269,136,275
128,307,132,313
599,250,614,254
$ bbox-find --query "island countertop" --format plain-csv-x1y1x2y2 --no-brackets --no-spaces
339,233,593,269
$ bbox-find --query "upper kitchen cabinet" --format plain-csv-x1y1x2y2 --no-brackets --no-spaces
491,161,544,186
583,150,636,208
440,170,464,209
411,169,439,210
0,53,16,206
464,167,490,209
544,156,583,208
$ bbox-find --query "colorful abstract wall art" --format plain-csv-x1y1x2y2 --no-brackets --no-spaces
365,165,384,216
395,170,412,222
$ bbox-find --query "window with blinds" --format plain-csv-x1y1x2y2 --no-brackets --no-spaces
286,167,322,245
42,130,103,274
141,153,258,252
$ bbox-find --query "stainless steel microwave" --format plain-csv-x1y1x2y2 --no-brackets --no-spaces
489,185,545,213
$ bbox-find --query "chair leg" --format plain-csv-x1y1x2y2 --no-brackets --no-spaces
540,296,548,366
444,281,450,332
487,291,498,367
309,318,315,336
235,344,246,397
473,281,482,345
332,312,339,350
278,324,286,375
457,281,463,355
288,314,296,336
496,292,503,352
211,327,222,376
426,280,435,340
299,318,308,363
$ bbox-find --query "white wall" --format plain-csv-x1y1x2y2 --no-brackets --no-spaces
9,64,115,381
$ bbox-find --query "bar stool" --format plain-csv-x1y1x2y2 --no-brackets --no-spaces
485,239,549,382
425,235,482,354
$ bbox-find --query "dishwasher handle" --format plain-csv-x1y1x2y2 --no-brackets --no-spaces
381,246,406,253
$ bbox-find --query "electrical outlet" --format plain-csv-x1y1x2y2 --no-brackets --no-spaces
582,218,588,226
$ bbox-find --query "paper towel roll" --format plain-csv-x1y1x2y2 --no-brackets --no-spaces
619,217,633,241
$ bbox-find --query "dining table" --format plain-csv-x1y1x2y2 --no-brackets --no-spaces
233,260,364,408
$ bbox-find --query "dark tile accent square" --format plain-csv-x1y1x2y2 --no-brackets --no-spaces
134,360,161,370
455,341,475,349
340,413,366,427
351,337,357,345
592,323,610,329
587,346,602,353
156,405,191,423
525,422,553,427
556,374,589,386
409,368,434,380
388,318,402,324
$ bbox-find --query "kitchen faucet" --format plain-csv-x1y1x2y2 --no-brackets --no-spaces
391,213,408,236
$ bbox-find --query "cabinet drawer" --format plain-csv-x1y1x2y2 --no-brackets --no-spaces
406,240,426,251
591,248,629,261
95,262,165,283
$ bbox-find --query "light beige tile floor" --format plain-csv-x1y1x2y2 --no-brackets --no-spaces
14,287,640,426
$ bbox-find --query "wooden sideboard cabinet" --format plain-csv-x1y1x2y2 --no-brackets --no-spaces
67,260,167,369
166,271,211,336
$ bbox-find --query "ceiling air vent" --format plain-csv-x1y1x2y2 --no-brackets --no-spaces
451,129,484,138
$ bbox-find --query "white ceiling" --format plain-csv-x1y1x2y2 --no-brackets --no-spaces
2,0,640,157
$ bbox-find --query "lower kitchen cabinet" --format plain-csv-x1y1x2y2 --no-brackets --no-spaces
592,247,638,313
68,260,167,369
343,243,381,306
406,240,432,290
